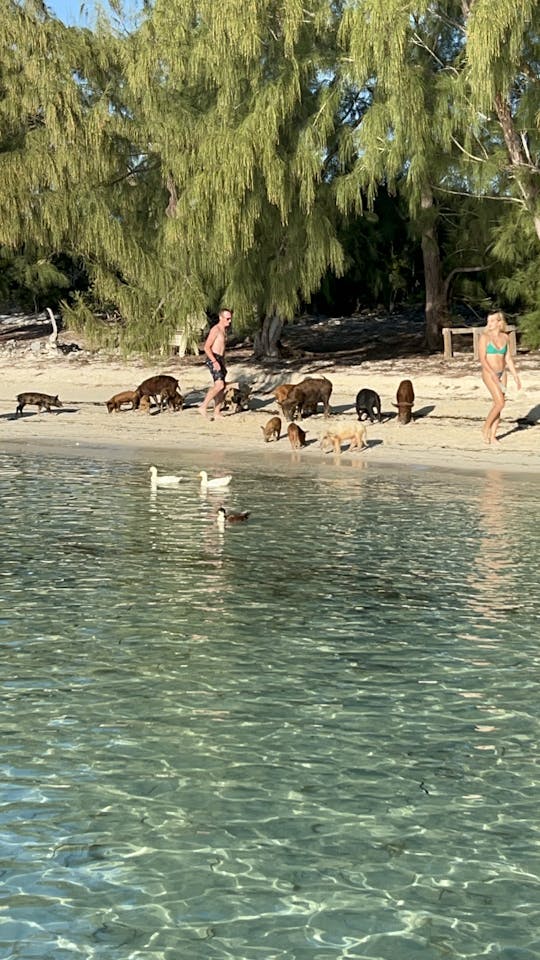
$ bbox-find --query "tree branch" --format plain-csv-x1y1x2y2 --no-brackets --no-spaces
443,263,487,300
107,161,159,188
434,185,524,204
450,134,487,164
165,172,178,218
411,32,445,70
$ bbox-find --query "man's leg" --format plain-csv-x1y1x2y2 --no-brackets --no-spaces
213,380,226,418
199,377,225,417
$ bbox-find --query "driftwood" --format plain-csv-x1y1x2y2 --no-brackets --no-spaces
46,307,58,344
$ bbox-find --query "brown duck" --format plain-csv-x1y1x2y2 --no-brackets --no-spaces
217,507,250,528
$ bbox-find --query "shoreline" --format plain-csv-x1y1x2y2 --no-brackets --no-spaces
2,432,539,478
1,345,539,477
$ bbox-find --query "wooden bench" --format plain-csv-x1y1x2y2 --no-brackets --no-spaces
170,332,186,355
170,332,200,357
442,325,517,360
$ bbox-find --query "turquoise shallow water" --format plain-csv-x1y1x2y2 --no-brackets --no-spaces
1,450,540,960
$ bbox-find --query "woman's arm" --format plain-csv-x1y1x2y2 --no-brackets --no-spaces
478,332,488,367
478,334,493,374
505,343,521,388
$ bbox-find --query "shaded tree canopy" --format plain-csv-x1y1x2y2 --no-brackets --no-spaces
0,0,539,353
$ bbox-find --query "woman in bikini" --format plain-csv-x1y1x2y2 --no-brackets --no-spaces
478,311,521,446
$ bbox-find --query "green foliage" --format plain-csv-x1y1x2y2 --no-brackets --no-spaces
0,0,539,354
491,208,540,348
0,247,70,309
125,0,346,339
459,0,540,248
466,0,540,111
307,190,420,313
60,294,119,351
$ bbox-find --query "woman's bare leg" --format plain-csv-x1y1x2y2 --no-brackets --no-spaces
482,372,505,444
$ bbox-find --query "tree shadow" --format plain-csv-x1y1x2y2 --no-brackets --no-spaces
249,373,292,393
277,309,428,366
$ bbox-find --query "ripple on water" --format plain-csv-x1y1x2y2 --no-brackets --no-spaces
1,452,540,958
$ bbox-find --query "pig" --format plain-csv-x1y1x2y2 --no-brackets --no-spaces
282,377,333,421
223,383,251,413
287,422,308,449
16,392,63,416
273,383,295,405
273,383,295,418
166,393,184,411
355,388,382,423
261,416,282,442
134,374,181,412
320,423,368,454
393,379,415,424
106,390,137,413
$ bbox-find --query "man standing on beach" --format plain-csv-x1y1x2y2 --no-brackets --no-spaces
199,308,233,419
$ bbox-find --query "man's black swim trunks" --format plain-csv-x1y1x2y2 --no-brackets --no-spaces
205,353,227,383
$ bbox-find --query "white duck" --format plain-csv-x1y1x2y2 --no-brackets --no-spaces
199,470,232,489
149,465,184,489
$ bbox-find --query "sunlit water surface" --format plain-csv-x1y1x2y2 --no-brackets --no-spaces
1,450,539,960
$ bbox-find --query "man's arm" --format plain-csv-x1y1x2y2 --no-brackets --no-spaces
204,327,220,366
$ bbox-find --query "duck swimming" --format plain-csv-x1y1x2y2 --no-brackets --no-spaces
199,470,233,489
149,465,184,488
217,507,250,528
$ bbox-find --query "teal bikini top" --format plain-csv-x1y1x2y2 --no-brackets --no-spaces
486,341,508,355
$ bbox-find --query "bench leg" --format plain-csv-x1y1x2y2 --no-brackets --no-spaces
443,328,453,359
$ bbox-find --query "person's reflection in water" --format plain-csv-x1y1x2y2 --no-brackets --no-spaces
463,471,523,753
468,470,516,628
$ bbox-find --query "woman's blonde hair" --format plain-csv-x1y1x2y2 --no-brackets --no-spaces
487,311,507,332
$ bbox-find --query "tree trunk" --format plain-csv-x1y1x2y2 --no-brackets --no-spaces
420,188,449,350
252,313,284,360
465,0,540,242
493,93,540,242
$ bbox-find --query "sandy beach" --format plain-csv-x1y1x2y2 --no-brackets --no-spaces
1,327,539,475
